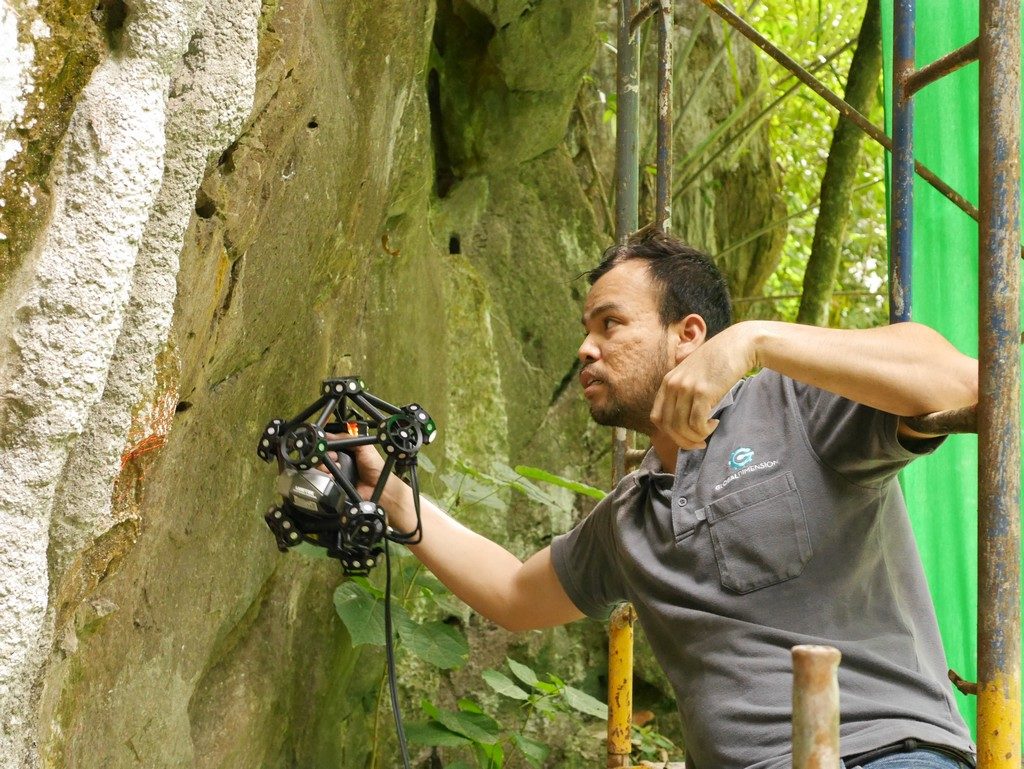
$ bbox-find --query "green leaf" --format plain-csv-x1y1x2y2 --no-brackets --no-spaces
482,669,530,701
513,465,607,500
439,471,508,512
416,452,436,473
512,733,550,769
445,763,475,769
333,581,385,646
532,680,559,695
404,720,473,747
476,740,505,769
562,685,609,720
420,700,501,745
350,575,384,598
506,658,539,688
457,698,484,714
400,621,468,669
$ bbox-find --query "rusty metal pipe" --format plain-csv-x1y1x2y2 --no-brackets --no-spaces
890,0,915,323
607,603,637,768
905,37,979,97
792,645,842,769
613,0,640,487
976,2,1022,767
630,0,659,34
903,405,977,436
698,0,988,243
655,0,673,231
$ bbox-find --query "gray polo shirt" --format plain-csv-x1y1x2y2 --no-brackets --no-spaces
551,370,975,769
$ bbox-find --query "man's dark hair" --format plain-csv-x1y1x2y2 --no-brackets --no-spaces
587,229,732,338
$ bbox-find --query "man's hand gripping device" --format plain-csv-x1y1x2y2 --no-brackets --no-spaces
256,377,437,575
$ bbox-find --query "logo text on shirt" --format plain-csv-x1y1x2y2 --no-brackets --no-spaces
714,459,779,491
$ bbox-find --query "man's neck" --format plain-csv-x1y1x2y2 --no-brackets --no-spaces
650,432,679,473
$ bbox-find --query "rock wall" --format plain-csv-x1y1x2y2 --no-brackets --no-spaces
0,0,783,767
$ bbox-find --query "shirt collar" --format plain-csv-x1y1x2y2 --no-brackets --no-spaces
631,379,743,485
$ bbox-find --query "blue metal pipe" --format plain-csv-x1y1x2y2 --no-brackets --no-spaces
889,0,915,323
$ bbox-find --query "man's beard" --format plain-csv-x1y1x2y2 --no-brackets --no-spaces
587,371,663,434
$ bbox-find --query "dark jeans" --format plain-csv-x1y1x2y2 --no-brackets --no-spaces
843,749,974,769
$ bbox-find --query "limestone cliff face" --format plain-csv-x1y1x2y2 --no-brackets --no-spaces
0,1,782,767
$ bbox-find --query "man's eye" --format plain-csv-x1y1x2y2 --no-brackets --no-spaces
603,318,619,330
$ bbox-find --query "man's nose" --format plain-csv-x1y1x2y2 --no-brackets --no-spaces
578,334,599,364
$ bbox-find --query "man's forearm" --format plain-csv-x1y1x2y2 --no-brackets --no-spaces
745,320,978,416
380,481,581,631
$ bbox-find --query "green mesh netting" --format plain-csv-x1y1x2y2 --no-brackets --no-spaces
881,1,1024,740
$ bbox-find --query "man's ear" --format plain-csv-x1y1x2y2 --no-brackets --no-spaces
670,314,707,363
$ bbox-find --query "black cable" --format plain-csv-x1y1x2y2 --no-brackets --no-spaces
384,538,413,769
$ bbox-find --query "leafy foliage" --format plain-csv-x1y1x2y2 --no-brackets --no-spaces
744,0,888,328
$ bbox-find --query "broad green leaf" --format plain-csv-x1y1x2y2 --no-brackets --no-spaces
514,465,607,500
512,733,550,769
400,620,468,669
416,452,436,473
506,658,539,687
562,685,609,720
476,740,504,769
532,680,559,695
413,572,449,595
403,720,473,748
420,700,501,745
333,581,385,646
457,698,484,714
482,669,529,701
439,471,507,512
486,462,561,506
350,575,383,599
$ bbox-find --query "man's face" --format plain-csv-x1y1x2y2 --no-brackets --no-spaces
578,261,676,433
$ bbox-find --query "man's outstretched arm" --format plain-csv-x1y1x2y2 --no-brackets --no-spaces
653,320,979,449
350,445,585,632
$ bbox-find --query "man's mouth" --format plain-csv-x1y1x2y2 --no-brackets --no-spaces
580,369,605,395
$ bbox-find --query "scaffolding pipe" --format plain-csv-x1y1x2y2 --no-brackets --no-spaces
698,0,984,239
609,5,640,766
607,603,637,768
613,0,640,488
655,0,673,231
977,1,1022,767
905,37,979,97
791,645,842,769
890,0,914,323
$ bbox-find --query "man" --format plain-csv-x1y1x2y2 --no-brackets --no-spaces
350,232,979,769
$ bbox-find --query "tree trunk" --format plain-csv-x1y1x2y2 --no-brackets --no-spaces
797,0,882,326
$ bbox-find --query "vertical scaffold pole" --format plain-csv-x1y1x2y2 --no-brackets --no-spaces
613,0,640,487
608,4,640,766
977,1,1022,767
889,0,914,323
655,1,673,232
791,645,842,769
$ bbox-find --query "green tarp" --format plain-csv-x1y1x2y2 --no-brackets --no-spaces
880,1,1024,740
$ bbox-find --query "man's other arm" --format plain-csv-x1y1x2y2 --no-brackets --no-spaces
654,320,978,447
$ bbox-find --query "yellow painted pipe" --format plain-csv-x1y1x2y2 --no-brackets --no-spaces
977,672,1021,769
607,602,637,768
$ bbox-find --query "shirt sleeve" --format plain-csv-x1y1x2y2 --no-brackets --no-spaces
549,496,625,620
787,375,946,487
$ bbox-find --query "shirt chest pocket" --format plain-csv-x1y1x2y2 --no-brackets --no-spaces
698,471,812,594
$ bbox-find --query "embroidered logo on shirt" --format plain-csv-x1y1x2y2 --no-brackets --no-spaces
714,459,779,491
729,447,754,470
